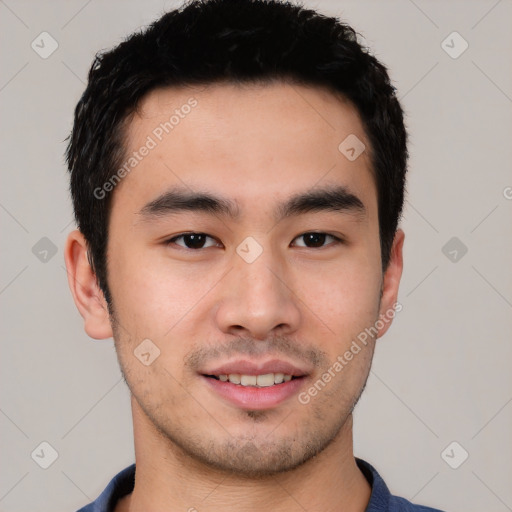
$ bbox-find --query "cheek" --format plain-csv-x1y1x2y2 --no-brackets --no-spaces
296,254,381,328
108,246,207,335
108,250,225,382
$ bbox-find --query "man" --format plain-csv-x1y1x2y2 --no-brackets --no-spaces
64,0,444,510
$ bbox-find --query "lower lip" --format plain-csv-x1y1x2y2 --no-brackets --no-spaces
202,375,306,410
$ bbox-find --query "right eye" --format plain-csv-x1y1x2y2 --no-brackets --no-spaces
165,232,221,250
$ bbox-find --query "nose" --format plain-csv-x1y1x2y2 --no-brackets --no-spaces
214,247,301,340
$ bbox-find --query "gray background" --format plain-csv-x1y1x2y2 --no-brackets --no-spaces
1,0,511,511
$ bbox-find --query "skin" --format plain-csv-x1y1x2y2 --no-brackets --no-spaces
65,81,404,512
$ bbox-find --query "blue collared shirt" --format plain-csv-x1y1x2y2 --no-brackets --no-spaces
76,458,445,511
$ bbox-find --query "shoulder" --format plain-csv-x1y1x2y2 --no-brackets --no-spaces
75,464,135,512
389,495,445,511
356,458,446,512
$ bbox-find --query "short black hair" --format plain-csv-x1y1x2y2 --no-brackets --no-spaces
66,0,408,305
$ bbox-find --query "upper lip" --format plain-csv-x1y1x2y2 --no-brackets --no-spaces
201,359,310,377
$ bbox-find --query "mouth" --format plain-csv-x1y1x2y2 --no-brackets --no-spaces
203,372,301,387
199,359,310,410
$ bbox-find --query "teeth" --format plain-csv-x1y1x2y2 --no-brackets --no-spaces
256,374,274,387
217,373,295,387
241,375,257,386
228,374,241,384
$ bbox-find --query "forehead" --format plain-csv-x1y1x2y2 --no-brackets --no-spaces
114,81,375,214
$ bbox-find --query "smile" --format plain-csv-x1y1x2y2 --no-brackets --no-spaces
206,372,295,387
202,374,307,410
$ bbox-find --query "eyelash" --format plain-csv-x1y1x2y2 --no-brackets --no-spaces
164,232,344,250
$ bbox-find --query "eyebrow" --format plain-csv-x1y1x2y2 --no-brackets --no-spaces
137,185,366,223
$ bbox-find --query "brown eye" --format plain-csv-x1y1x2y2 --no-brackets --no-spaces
168,233,218,249
292,232,340,248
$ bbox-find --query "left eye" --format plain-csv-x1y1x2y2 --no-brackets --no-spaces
292,232,341,248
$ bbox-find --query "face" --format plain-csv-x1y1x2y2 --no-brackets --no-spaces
97,82,402,476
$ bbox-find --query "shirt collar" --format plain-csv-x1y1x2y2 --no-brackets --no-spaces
80,458,393,512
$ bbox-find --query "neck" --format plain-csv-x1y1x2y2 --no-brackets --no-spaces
116,398,371,512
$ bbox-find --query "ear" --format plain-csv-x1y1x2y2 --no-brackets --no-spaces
64,230,113,340
377,229,404,338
